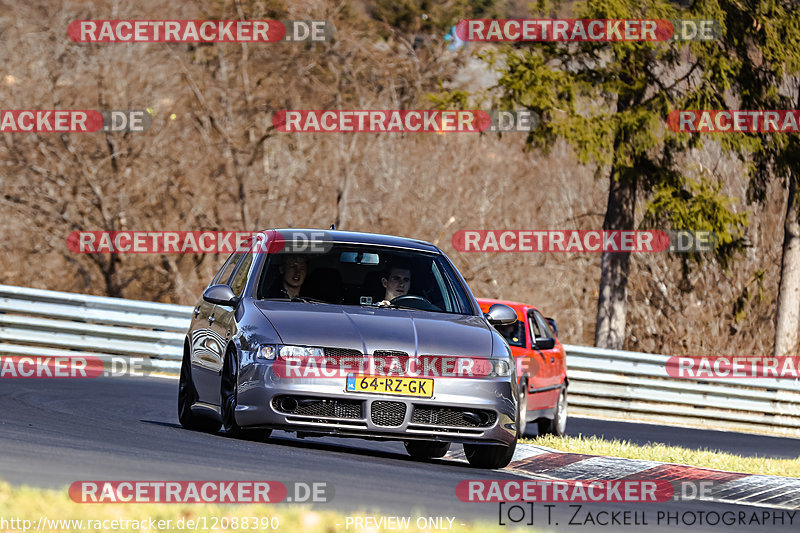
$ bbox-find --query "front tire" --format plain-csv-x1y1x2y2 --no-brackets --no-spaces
404,440,451,460
178,344,221,433
221,347,271,441
537,386,567,436
463,438,517,469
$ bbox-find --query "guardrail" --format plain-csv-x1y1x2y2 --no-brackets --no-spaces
565,345,800,437
0,284,187,374
1,284,798,436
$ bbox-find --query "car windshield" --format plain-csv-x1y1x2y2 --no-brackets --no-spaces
496,320,526,348
256,244,472,314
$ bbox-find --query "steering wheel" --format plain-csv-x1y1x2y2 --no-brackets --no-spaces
390,295,440,312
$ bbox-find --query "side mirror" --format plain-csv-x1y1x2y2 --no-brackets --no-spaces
203,284,238,306
485,303,517,326
534,337,556,350
546,317,558,337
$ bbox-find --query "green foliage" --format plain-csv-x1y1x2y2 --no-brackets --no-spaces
643,175,748,270
711,1,800,206
428,87,474,109
468,0,754,267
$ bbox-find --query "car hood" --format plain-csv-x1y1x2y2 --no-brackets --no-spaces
254,301,495,357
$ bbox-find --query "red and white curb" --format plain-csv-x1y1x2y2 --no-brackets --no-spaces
446,443,800,510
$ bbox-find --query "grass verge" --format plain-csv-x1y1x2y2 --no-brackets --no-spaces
524,434,800,478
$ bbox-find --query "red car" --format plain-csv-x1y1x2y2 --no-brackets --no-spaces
477,298,568,437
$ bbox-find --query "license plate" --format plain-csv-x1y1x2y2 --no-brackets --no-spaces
346,374,433,398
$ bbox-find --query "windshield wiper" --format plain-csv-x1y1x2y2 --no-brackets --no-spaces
262,297,327,304
290,296,328,304
373,302,417,311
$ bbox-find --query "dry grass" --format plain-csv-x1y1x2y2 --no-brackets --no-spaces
529,435,800,478
0,481,530,533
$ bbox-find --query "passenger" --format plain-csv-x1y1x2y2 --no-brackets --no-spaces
267,255,307,299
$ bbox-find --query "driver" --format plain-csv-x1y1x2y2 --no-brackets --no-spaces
498,322,521,345
267,254,307,299
378,263,411,306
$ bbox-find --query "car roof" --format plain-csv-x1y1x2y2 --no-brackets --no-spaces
259,228,440,253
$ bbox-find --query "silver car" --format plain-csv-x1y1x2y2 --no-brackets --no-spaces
178,229,520,468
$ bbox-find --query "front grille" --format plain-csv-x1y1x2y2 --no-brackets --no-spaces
373,350,408,357
370,401,406,426
407,426,484,435
321,348,366,371
323,347,363,358
286,417,368,428
411,405,497,428
373,350,409,374
272,396,362,419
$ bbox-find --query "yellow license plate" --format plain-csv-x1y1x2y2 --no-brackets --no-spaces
346,374,433,398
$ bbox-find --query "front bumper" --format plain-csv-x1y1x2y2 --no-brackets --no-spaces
232,361,518,446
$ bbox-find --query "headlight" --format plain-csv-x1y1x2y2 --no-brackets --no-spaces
257,345,277,360
279,345,325,358
256,345,325,360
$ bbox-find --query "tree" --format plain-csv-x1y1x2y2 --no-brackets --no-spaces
440,0,749,348
713,1,800,355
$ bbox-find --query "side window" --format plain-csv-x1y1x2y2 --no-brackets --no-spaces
533,310,554,338
430,261,451,312
437,257,472,314
528,313,543,341
229,253,254,296
213,253,242,286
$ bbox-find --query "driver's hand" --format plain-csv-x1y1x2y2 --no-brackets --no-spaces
377,300,391,307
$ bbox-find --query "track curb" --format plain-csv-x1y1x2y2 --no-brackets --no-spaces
465,443,800,510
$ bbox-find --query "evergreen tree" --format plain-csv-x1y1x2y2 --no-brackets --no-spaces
439,0,749,348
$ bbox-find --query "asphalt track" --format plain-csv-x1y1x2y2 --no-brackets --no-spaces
0,377,798,532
